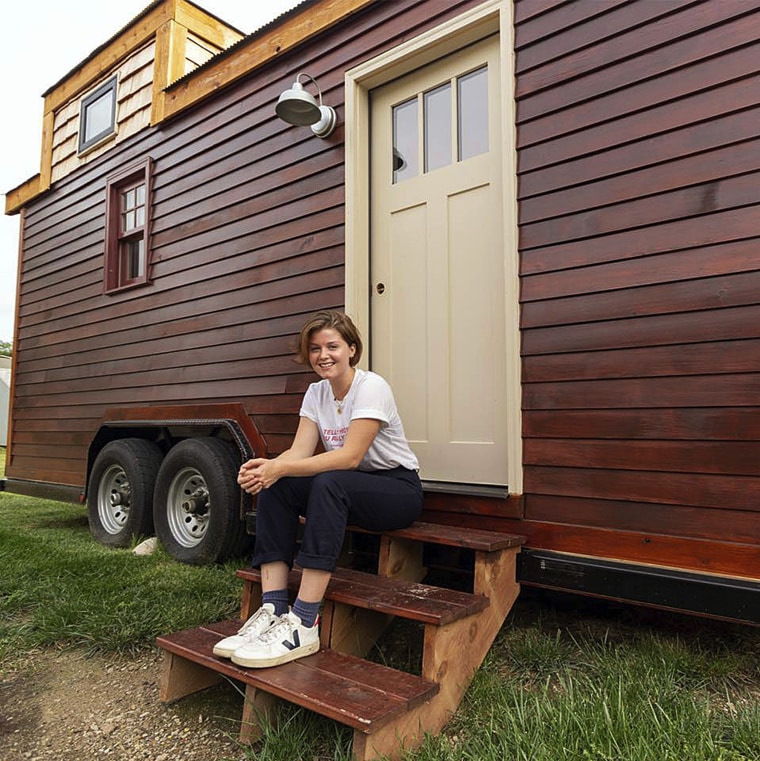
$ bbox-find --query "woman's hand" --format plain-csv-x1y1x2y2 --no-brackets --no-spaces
236,417,382,492
237,458,283,494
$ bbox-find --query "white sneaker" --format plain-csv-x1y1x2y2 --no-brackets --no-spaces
212,603,277,658
231,611,320,668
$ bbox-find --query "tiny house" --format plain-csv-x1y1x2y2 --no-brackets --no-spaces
4,0,759,623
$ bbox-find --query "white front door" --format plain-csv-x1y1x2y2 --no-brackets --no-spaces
370,35,508,486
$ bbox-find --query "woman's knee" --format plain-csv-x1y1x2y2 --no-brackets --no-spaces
308,471,354,502
304,472,351,525
311,470,344,489
259,477,309,512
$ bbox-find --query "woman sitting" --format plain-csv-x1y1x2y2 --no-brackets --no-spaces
213,309,422,668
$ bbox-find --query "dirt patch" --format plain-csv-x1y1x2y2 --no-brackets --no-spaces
0,648,247,761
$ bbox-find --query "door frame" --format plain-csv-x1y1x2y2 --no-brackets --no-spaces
343,0,523,494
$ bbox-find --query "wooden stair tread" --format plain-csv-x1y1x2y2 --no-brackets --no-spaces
237,566,490,625
350,520,525,552
157,622,438,733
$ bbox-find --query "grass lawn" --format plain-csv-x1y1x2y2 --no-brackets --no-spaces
1,445,759,760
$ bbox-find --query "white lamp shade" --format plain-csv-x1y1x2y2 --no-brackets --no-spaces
275,82,322,126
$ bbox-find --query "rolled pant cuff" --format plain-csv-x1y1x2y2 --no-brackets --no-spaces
250,551,293,569
295,551,337,572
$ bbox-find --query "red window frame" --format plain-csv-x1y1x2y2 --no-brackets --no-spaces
104,158,153,293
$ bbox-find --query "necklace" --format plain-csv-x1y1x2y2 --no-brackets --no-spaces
332,373,354,415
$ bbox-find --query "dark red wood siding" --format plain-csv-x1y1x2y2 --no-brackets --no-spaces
8,0,760,581
515,0,760,576
7,0,479,487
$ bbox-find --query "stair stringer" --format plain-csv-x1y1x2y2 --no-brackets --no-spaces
352,546,521,761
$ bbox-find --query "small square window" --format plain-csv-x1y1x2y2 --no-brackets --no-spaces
79,76,117,153
104,159,153,292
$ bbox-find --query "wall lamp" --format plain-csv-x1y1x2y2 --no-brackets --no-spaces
275,73,337,138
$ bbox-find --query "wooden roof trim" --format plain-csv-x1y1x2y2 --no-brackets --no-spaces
174,2,243,49
157,0,376,123
5,176,41,215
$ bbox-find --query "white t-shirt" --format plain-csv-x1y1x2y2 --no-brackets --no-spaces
299,369,419,472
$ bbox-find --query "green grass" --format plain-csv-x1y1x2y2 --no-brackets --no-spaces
1,445,759,760
440,601,760,761
0,486,244,659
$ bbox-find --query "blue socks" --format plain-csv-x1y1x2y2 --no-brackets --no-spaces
262,590,321,627
292,597,321,628
262,589,289,617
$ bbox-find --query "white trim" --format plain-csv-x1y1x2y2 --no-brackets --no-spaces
344,0,523,494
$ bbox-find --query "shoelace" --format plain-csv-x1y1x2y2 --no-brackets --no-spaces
237,607,273,636
257,613,296,645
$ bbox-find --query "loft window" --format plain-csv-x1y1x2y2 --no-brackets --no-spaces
104,159,152,292
79,76,117,153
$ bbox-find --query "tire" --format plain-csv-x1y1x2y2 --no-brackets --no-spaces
87,438,163,548
153,437,245,565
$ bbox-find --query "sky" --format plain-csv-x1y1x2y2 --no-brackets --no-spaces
0,0,303,344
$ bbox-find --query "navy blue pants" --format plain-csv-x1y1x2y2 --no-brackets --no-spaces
251,467,423,572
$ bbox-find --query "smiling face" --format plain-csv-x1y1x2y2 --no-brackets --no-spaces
308,328,357,389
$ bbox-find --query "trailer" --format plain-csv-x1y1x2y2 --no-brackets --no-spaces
4,0,760,622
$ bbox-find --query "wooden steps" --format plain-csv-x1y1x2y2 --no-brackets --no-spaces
156,521,524,760
157,620,438,740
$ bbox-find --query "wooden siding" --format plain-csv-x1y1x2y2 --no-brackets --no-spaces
50,42,156,184
515,0,760,574
7,0,479,487
9,0,760,583
185,31,221,73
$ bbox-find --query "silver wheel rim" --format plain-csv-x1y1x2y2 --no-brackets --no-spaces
165,466,211,548
97,463,132,535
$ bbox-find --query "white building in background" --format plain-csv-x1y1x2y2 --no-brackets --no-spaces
0,356,10,447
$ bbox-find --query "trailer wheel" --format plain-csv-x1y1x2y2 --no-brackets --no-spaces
87,438,163,547
153,437,244,565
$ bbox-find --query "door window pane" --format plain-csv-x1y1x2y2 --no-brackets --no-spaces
392,98,418,184
424,83,451,173
458,66,489,161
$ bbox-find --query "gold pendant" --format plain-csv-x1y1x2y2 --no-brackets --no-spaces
336,406,343,415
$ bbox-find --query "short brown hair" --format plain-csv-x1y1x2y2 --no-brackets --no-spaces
295,310,363,367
